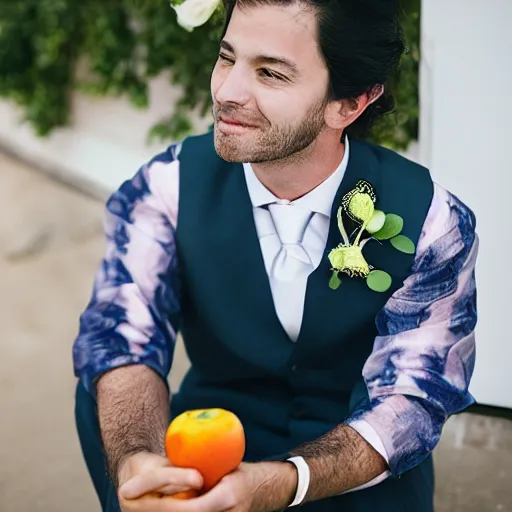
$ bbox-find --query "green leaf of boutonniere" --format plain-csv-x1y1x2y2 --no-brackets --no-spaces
390,235,416,254
329,271,342,290
372,214,404,240
366,270,392,292
366,210,386,234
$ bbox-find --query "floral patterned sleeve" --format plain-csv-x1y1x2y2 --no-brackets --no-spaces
72,144,182,396
347,182,479,478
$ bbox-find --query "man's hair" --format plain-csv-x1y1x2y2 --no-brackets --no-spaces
221,0,406,139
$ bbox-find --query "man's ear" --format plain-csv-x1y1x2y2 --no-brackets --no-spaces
325,84,385,130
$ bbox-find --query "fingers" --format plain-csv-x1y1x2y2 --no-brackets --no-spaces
158,487,199,498
120,493,173,512
162,480,238,512
119,467,204,500
120,484,237,512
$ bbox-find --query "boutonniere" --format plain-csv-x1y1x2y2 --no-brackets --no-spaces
328,180,416,292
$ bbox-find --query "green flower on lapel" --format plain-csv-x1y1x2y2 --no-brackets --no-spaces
328,180,416,292
329,244,372,278
341,179,376,224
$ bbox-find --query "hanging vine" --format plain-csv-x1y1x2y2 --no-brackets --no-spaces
0,0,420,149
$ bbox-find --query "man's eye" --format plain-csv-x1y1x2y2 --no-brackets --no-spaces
219,54,234,64
259,68,283,80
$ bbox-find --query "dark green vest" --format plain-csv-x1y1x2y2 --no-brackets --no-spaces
171,131,435,511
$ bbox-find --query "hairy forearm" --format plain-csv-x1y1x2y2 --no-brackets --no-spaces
96,365,170,487
288,424,387,502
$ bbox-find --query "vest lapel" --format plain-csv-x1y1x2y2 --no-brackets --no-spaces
190,151,294,372
297,139,387,349
222,160,294,346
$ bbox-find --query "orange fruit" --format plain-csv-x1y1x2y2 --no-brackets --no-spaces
165,408,245,492
170,490,199,499
145,490,198,500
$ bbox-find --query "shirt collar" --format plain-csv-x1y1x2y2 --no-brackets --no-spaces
243,136,350,218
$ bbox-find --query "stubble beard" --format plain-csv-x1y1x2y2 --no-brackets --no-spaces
213,98,327,164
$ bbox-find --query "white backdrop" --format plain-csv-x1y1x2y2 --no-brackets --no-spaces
420,0,512,408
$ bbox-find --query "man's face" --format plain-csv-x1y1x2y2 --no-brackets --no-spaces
211,2,331,163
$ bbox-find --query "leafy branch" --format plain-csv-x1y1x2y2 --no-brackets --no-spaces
0,0,420,149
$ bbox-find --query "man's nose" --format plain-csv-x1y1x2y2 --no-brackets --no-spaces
215,65,251,106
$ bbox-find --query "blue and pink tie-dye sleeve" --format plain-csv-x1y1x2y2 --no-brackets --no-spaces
72,145,181,396
347,182,478,478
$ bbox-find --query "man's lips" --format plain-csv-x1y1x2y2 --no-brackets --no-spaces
217,115,259,133
218,115,258,128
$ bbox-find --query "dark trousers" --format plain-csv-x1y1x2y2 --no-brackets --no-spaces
75,381,434,512
75,381,122,512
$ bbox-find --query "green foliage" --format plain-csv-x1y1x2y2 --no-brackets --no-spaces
0,0,420,148
373,214,405,240
371,0,421,149
329,271,342,290
366,270,392,293
390,234,416,254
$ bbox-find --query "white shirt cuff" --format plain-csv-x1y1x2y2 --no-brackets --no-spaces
343,419,391,493
349,419,390,463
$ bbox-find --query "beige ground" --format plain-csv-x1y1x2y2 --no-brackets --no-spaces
0,152,510,512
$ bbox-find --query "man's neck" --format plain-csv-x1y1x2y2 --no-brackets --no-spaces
250,130,346,201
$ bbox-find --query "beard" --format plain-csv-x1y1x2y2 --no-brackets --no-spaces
213,97,327,164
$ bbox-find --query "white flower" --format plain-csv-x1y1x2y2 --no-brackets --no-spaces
171,0,221,31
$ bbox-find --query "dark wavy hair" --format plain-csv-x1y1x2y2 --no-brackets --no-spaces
221,0,406,139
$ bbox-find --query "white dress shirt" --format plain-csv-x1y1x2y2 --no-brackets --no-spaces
243,137,390,500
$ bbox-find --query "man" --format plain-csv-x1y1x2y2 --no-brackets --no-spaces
73,0,478,511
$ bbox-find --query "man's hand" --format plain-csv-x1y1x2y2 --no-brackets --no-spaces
118,451,203,510
119,460,297,512
170,462,297,512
